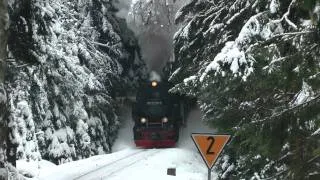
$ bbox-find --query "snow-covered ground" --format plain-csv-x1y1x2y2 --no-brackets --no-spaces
17,105,217,180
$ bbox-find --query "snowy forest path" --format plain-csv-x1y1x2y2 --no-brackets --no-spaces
74,149,160,180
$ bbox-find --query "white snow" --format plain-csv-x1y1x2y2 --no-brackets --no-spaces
183,75,197,85
208,23,224,34
200,41,246,81
168,67,181,82
221,164,235,179
16,160,56,178
270,0,280,14
312,128,320,136
17,106,220,180
281,142,290,151
181,21,192,38
200,11,286,82
178,107,215,150
12,100,41,161
112,105,136,152
290,81,315,106
221,155,230,170
313,2,320,20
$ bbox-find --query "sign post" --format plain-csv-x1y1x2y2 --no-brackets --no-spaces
191,133,231,180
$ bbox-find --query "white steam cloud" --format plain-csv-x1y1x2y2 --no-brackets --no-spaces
113,0,188,74
149,71,162,82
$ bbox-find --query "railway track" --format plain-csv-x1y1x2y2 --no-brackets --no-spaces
74,149,160,180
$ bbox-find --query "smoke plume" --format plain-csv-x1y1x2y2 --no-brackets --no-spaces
114,0,188,75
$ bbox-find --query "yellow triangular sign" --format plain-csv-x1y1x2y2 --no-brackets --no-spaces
191,133,231,169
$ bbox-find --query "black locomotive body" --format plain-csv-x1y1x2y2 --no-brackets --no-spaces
132,80,183,148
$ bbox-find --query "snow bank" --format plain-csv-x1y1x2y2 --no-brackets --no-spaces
16,159,56,178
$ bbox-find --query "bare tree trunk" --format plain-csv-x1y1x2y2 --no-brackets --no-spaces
0,0,9,179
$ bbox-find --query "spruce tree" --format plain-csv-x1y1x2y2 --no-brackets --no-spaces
171,0,320,179
6,0,146,164
0,0,9,177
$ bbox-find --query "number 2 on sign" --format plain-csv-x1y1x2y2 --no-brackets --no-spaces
206,136,215,155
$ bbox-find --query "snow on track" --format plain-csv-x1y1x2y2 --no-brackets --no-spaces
103,148,212,180
35,149,146,180
75,149,160,180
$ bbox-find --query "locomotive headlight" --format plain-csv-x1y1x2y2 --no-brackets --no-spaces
151,81,158,87
162,117,168,123
140,117,147,123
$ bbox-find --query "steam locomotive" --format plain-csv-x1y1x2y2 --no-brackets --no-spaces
132,80,184,148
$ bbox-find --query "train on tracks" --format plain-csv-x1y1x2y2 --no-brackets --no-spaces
132,80,185,148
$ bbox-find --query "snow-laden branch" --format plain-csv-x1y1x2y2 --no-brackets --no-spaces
82,37,119,60
14,64,30,68
311,128,320,136
273,0,297,30
251,94,320,124
226,4,251,25
245,30,315,53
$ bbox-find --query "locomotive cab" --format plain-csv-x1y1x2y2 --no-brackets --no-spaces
132,80,182,148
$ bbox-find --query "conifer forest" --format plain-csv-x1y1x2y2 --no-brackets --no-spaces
0,0,319,179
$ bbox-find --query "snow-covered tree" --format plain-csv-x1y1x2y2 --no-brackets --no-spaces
0,0,9,177
6,0,146,165
171,0,320,179
12,101,41,162
1,0,21,179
